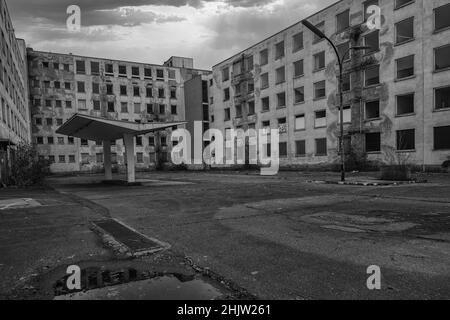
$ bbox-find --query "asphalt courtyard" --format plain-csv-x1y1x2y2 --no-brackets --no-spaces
1,171,450,299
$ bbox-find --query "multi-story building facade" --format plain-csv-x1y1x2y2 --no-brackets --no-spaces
27,50,210,173
0,0,30,180
210,0,450,169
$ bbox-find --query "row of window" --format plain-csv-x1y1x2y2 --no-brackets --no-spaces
42,152,164,165
0,97,28,141
41,59,177,80
35,136,170,147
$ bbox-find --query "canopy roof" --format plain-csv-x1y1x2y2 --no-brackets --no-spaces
56,114,186,141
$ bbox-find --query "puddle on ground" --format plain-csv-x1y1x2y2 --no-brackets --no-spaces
55,275,223,300
53,267,224,300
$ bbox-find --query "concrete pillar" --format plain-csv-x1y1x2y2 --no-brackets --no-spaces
123,134,135,183
103,140,112,181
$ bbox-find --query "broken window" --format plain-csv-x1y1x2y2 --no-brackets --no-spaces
222,67,229,82
435,44,450,71
246,55,254,71
295,114,305,130
93,83,100,94
93,100,100,111
144,68,152,78
69,155,76,163
313,51,325,70
262,97,270,111
76,60,85,74
134,86,140,97
337,42,350,61
132,66,140,78
315,138,327,156
294,59,304,77
294,87,305,104
364,65,380,86
260,49,269,66
435,3,450,32
36,136,44,144
120,85,127,96
77,81,85,93
315,110,327,128
136,153,144,163
365,132,381,152
314,80,326,99
46,118,53,126
396,17,414,44
313,21,325,43
435,86,450,110
342,73,351,92
279,142,288,157
47,136,54,144
275,41,285,60
224,108,230,121
277,92,286,108
91,62,100,75
158,88,165,98
81,139,88,146
106,83,113,95
107,102,115,112
365,100,380,119
293,32,303,52
296,140,306,157
336,10,350,33
157,69,164,79
248,101,255,115
55,100,62,108
364,31,379,54
247,81,254,93
397,93,414,115
396,55,414,79
395,0,413,9
66,100,72,108
48,156,55,163
78,99,86,110
65,82,71,90
276,66,285,84
118,65,127,77
171,105,177,115
136,136,143,146
261,73,269,89
235,105,242,118
64,64,70,72
159,104,165,114
146,86,153,98
397,129,415,151
170,87,177,99
105,63,114,74
54,81,61,89
223,88,230,101
434,126,450,150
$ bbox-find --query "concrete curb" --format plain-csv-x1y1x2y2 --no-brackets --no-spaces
307,179,428,186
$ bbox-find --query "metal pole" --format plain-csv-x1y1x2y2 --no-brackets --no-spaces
338,64,346,182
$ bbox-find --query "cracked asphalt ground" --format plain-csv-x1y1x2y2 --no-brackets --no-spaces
1,171,450,299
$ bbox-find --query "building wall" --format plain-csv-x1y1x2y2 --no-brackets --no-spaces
27,49,211,173
210,0,450,169
0,0,30,148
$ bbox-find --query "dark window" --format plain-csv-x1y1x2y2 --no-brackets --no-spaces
365,65,380,86
119,85,127,96
146,86,153,97
106,84,113,95
93,100,101,110
248,101,255,115
365,132,381,152
105,63,114,74
294,87,305,103
293,32,303,52
159,104,165,114
276,66,285,84
434,126,450,150
365,100,380,119
236,105,242,118
158,88,165,98
315,138,327,156
223,88,230,101
313,51,325,70
315,110,327,128
260,49,269,66
134,86,140,97
77,81,85,93
296,140,306,157
337,42,350,61
93,83,100,94
275,41,285,60
76,60,85,74
294,60,304,77
66,100,72,108
336,10,350,33
397,129,415,150
277,92,286,108
107,102,115,112
279,142,288,157
132,66,140,78
224,108,230,121
262,97,270,111
170,87,177,99
59,155,65,163
91,62,100,75
397,93,414,115
435,86,450,110
119,65,127,76
68,137,74,144
364,30,379,54
171,105,177,115
222,67,229,82
314,80,326,99
81,139,88,146
261,73,269,88
136,136,143,146
157,69,164,79
395,0,413,9
149,136,155,146
435,44,450,71
144,68,152,78
47,136,54,144
396,55,414,79
54,81,60,89
396,17,414,44
342,73,351,92
435,4,450,32
65,82,71,90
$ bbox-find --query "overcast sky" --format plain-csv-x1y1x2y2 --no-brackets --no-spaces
8,0,335,70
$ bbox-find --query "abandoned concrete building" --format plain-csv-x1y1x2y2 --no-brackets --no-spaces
0,0,31,181
28,50,211,173
209,0,450,169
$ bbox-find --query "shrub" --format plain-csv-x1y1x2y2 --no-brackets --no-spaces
8,144,50,187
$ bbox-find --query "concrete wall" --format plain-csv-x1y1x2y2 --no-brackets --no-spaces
210,0,450,169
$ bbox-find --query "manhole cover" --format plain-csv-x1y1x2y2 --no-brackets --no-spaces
93,219,169,254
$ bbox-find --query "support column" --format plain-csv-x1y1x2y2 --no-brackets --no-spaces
103,140,112,181
123,134,135,183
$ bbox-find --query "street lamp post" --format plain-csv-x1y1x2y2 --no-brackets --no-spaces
301,20,370,182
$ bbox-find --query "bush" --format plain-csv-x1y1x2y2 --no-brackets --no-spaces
380,165,411,181
8,144,50,187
